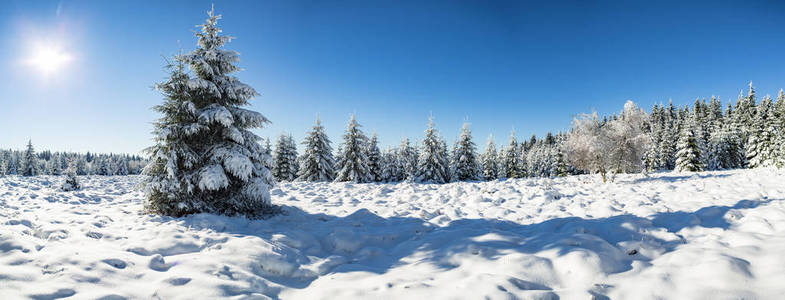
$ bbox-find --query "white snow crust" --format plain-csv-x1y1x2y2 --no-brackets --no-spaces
1,169,785,299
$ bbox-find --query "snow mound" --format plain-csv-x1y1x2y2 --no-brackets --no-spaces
1,169,785,299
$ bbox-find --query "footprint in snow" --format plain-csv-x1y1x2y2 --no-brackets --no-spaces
167,277,192,286
29,288,76,300
149,254,174,272
102,258,127,269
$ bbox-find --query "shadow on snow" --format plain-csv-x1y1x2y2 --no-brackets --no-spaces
145,197,772,299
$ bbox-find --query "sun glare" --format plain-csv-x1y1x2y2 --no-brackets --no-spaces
25,45,73,75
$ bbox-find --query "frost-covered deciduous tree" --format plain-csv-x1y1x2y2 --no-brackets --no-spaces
142,9,275,217
604,101,650,176
565,101,650,182
481,135,499,180
273,134,299,181
565,112,609,181
297,118,335,182
416,117,449,183
675,126,703,172
335,115,372,183
21,140,38,177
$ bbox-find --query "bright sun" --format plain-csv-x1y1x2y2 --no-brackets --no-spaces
26,45,73,75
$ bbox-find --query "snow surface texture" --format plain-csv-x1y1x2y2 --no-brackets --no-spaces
1,170,785,299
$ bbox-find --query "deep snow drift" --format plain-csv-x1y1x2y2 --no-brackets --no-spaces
1,169,784,299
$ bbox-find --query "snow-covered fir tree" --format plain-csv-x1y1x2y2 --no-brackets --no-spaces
273,134,299,181
503,131,520,178
142,8,275,217
366,133,383,182
21,140,38,177
334,115,372,183
517,142,530,178
398,138,418,182
61,159,81,192
415,117,449,183
481,135,499,180
552,143,569,177
746,95,777,168
675,126,703,172
657,100,678,170
297,118,336,182
451,123,481,181
263,138,272,157
380,148,398,182
707,122,742,170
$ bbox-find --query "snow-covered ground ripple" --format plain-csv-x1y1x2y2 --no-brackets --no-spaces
1,169,784,299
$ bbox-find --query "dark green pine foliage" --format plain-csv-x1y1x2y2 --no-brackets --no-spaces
142,9,275,218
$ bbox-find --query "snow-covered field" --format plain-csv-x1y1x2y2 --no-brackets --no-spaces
1,169,785,300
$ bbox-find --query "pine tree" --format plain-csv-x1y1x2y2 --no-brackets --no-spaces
142,8,275,217
481,135,499,180
273,134,298,181
452,123,481,181
380,148,397,182
297,118,336,182
335,115,372,182
675,126,703,172
503,130,519,178
552,145,569,177
21,140,38,176
517,141,530,177
61,158,81,191
263,138,272,157
416,117,448,183
746,95,776,168
366,133,383,182
398,138,418,181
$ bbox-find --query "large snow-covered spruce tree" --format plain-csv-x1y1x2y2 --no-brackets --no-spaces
142,9,276,218
335,115,372,182
297,118,336,182
452,123,481,181
415,117,449,183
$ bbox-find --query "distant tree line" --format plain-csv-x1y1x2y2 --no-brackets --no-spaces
0,140,147,176
269,82,784,184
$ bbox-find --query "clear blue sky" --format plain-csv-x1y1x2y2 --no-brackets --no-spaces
2,0,785,154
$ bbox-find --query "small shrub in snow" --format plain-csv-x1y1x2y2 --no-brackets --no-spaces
61,162,81,191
